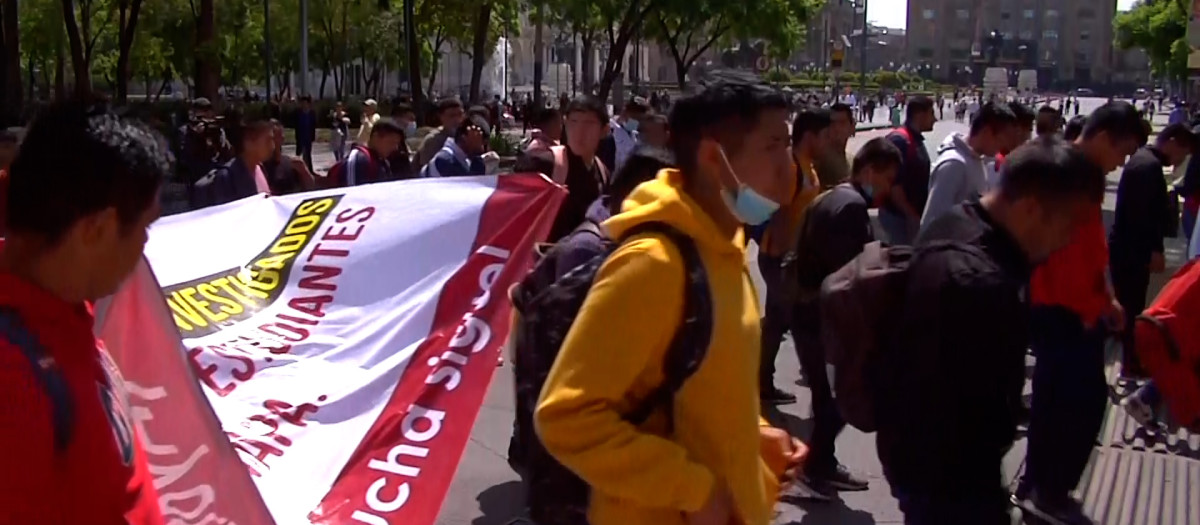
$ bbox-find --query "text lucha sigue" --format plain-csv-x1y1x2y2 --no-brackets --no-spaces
349,245,510,525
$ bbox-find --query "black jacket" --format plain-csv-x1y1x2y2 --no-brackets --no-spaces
792,183,875,294
884,124,932,215
875,201,1032,495
1110,146,1171,267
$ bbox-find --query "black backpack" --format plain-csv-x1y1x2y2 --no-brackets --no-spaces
507,221,712,525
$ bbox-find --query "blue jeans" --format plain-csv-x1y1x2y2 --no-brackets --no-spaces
878,208,915,245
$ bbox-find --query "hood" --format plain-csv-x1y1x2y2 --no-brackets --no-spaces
938,131,974,157
603,169,745,261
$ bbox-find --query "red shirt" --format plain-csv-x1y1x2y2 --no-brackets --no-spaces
0,273,164,524
1030,209,1112,325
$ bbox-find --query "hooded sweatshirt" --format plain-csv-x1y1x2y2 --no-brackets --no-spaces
535,169,777,525
920,132,989,230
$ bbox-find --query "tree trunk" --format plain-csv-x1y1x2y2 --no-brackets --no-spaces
114,0,144,104
60,0,93,99
532,3,544,109
194,0,219,102
318,68,327,99
425,56,440,96
54,41,66,100
467,1,492,103
0,0,21,126
580,35,594,93
404,0,423,112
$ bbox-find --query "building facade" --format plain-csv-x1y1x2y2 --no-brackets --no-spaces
906,0,1119,90
794,0,857,69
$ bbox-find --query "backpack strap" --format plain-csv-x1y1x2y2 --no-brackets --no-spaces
889,127,918,160
619,222,713,433
0,308,74,453
570,219,604,240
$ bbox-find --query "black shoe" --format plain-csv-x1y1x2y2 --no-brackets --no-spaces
823,464,869,491
791,474,836,501
760,385,797,405
1016,494,1093,525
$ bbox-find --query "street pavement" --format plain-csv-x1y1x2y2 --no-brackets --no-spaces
430,97,1199,525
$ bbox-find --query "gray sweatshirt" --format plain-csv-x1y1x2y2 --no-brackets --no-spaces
920,132,988,230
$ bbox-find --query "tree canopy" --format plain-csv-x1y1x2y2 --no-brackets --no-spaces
1113,0,1189,81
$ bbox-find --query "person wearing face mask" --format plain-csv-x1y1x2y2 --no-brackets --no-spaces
421,116,489,178
784,137,902,499
598,97,650,174
535,71,803,525
388,102,417,179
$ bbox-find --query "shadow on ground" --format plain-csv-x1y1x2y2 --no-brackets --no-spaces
473,480,526,525
778,496,877,525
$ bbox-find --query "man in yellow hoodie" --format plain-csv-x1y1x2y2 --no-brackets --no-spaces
757,108,830,405
535,71,801,525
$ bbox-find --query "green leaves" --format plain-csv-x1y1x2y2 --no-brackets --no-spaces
1113,0,1187,80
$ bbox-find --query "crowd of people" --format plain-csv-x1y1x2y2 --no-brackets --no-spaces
0,70,1196,525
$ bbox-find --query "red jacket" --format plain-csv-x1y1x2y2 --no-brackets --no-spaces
0,273,164,524
1030,209,1112,325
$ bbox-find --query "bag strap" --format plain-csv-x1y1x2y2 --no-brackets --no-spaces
0,308,74,453
619,222,713,433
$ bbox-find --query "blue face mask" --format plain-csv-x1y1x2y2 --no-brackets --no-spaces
624,119,640,133
718,146,780,226
860,183,875,201
404,121,417,136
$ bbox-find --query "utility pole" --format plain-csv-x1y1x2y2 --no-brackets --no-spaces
858,0,868,95
263,0,272,101
533,2,545,109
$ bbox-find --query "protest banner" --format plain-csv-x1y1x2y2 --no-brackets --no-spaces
97,174,565,524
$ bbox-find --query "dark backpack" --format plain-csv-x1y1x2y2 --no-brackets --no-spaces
508,222,712,525
0,308,74,452
322,145,377,188
819,240,984,432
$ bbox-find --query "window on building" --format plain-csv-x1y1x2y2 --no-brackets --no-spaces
1079,8,1095,18
956,9,970,20
1001,12,1011,20
922,8,935,20
918,47,934,58
1023,9,1035,19
1043,30,1059,39
1019,30,1033,40
1080,30,1090,41
1046,9,1059,18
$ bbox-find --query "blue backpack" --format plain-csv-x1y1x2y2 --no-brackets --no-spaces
0,309,74,452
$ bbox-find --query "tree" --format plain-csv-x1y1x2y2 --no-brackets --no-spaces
1113,0,1188,82
60,0,109,98
0,0,21,124
193,0,218,100
112,0,144,103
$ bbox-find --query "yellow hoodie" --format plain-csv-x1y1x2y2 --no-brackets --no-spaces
534,169,776,525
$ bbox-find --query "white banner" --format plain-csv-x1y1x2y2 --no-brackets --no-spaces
97,174,564,525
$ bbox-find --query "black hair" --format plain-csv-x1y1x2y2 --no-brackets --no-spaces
1081,101,1148,145
370,118,405,138
791,107,833,145
468,105,490,120
190,97,213,111
1008,102,1035,126
391,103,414,117
998,135,1106,205
233,119,274,154
642,113,668,127
906,95,934,120
851,137,902,176
1035,105,1062,135
667,70,788,177
566,95,610,125
0,129,16,144
606,146,674,215
7,100,170,243
624,96,651,114
456,116,491,140
437,98,464,113
299,95,313,103
829,103,854,121
533,107,561,128
970,102,1018,136
1064,115,1087,141
1157,123,1196,149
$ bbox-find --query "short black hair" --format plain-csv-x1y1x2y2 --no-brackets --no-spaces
7,100,170,243
624,96,651,114
391,103,414,117
851,137,902,176
906,95,934,120
607,145,674,215
566,95,610,125
1157,123,1197,149
299,95,313,103
456,115,491,140
0,129,16,144
1008,102,1035,126
190,97,213,111
233,119,274,153
998,135,1106,205
468,105,490,120
970,102,1018,136
1035,105,1062,135
1082,101,1148,145
829,103,853,121
533,107,561,128
1064,115,1087,141
668,70,788,176
791,107,832,145
371,117,405,138
437,98,464,113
